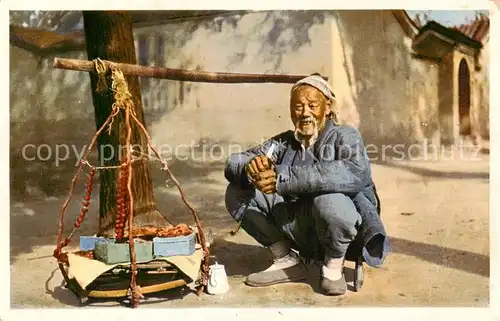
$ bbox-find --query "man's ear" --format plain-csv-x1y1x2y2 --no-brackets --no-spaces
325,99,333,115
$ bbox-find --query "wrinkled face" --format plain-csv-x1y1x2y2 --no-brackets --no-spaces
290,85,331,138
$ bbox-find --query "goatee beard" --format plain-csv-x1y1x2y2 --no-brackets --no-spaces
294,118,319,148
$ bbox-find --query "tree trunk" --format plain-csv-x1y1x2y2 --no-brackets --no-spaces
82,11,169,236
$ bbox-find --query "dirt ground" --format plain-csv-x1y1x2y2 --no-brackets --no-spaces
9,145,490,308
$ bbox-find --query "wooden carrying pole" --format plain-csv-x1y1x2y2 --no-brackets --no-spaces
53,57,329,83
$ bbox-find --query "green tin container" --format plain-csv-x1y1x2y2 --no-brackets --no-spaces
94,239,153,264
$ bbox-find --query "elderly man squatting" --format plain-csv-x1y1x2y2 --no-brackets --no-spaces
224,75,389,295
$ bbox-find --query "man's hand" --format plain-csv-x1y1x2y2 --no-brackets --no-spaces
246,155,277,194
246,155,272,175
252,169,277,194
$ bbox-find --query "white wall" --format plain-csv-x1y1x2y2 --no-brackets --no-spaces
330,10,440,147
136,11,334,149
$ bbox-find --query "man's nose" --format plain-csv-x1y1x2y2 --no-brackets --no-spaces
301,105,312,117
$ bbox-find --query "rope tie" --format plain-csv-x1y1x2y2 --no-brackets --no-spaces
93,58,136,134
94,58,108,93
110,65,135,115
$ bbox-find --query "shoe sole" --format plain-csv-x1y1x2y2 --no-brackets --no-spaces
322,288,347,296
245,274,307,287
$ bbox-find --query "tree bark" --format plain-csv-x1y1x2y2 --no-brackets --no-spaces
82,11,168,236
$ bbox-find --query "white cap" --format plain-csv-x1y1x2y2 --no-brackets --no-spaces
291,75,336,101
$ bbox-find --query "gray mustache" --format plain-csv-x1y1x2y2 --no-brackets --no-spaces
297,118,317,124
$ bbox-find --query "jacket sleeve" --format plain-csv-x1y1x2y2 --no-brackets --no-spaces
275,126,371,196
224,136,284,188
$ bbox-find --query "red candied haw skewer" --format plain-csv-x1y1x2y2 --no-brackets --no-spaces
115,199,124,232
74,168,95,228
115,165,129,241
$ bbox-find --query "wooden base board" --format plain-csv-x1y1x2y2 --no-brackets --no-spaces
87,279,186,298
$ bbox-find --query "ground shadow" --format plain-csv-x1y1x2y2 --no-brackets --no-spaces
44,267,82,307
44,261,193,308
209,238,270,277
389,236,489,278
47,282,193,308
116,285,193,307
149,158,233,231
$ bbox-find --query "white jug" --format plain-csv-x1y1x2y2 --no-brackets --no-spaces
207,262,229,295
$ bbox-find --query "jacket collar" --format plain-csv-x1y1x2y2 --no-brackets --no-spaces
314,119,336,149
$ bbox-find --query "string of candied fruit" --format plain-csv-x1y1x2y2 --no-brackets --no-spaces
75,168,95,228
57,168,96,250
115,160,129,242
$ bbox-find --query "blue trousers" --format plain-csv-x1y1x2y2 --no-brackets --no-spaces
225,183,362,260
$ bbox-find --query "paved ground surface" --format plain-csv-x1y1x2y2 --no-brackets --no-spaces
10,146,490,308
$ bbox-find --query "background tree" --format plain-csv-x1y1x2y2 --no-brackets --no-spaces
82,11,169,236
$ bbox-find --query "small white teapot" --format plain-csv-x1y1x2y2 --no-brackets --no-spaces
207,262,229,295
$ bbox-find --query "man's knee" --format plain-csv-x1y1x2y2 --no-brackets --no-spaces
312,193,361,230
224,184,285,246
225,183,247,220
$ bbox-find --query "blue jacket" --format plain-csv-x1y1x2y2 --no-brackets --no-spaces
224,120,389,267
